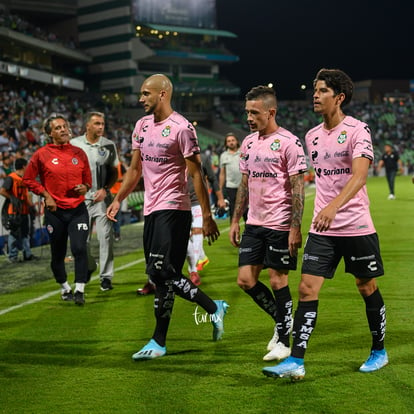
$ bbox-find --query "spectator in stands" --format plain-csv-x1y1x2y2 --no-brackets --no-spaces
71,111,119,291
0,127,10,152
23,113,92,306
376,143,404,200
2,154,14,175
106,74,228,359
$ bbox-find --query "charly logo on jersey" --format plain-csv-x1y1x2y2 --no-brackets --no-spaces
337,130,347,144
161,126,171,137
72,158,79,165
52,158,59,165
132,132,144,143
240,152,249,161
270,139,281,151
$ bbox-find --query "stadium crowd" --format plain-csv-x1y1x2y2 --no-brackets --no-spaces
0,8,77,49
1,84,413,178
219,98,414,174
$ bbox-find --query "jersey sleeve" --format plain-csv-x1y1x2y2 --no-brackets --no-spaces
23,151,46,195
179,123,200,158
131,119,144,151
285,135,308,176
353,121,374,162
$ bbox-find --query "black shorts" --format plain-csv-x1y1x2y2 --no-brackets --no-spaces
238,224,297,271
143,210,191,279
301,233,384,279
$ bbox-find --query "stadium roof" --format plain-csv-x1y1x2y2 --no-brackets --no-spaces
145,24,237,38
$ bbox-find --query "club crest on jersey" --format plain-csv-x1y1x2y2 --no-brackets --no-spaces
270,139,281,151
72,158,79,165
337,131,347,144
161,126,171,137
98,148,106,156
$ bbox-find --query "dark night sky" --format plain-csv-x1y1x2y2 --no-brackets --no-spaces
216,0,413,100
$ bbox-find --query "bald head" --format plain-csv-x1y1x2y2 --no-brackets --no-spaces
143,74,173,95
139,74,174,121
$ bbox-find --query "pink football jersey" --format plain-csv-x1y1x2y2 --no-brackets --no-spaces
131,111,200,215
240,127,307,230
305,115,376,236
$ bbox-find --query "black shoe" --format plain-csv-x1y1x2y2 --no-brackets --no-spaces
74,290,85,305
24,254,39,261
61,290,73,301
100,278,113,291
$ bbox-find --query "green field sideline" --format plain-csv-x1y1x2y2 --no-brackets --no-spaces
0,176,413,414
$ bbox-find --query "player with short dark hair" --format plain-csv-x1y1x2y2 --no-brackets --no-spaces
230,85,307,362
263,68,388,380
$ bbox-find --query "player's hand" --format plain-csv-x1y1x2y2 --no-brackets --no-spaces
203,215,220,245
106,200,120,222
93,188,107,202
74,184,88,195
288,227,302,257
312,204,337,232
229,222,241,247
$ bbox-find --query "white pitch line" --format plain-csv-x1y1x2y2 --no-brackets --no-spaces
0,195,314,317
0,258,146,316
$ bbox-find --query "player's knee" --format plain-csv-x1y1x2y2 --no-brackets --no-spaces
356,277,377,297
298,278,320,300
237,276,255,291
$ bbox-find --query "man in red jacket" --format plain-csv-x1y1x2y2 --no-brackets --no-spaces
23,113,92,305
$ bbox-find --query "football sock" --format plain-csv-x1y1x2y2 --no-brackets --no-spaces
186,237,198,273
75,283,85,293
363,288,386,350
245,281,278,320
192,233,204,261
291,300,318,359
152,281,175,347
61,281,71,292
172,275,216,314
272,285,293,346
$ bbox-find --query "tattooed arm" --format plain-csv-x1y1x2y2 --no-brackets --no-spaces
229,173,249,247
288,172,305,257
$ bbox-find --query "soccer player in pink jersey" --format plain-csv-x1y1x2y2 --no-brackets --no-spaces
229,85,307,362
106,74,228,359
263,69,388,381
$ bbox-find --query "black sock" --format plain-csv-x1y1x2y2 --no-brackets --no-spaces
363,288,386,351
245,281,278,320
152,281,175,347
172,275,217,314
272,285,293,347
291,300,318,359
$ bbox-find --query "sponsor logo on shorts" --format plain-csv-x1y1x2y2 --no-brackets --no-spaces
350,254,375,261
303,253,319,261
239,247,252,253
269,246,288,253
